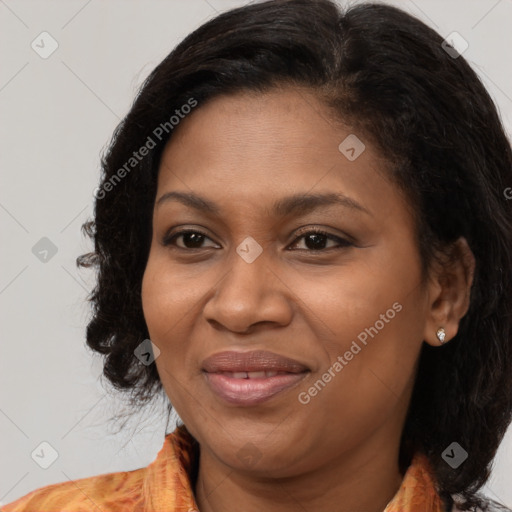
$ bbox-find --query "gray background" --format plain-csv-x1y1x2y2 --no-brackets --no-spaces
1,0,511,506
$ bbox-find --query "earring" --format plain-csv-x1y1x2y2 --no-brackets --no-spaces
436,327,446,344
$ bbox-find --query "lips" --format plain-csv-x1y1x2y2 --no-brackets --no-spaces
202,350,310,406
202,350,309,374
222,370,280,379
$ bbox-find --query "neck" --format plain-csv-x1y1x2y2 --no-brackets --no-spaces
194,431,404,512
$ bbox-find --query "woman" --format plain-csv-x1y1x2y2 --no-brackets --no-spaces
3,0,511,511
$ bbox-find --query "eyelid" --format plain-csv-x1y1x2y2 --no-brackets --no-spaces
292,226,354,244
161,227,219,248
288,227,353,251
161,225,354,251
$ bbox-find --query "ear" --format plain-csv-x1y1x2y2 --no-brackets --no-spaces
423,237,476,347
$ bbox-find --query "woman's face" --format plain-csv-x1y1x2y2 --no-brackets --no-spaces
142,87,431,477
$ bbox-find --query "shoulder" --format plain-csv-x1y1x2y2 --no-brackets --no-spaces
1,428,196,512
1,466,147,512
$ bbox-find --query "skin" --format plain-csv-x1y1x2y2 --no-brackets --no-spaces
141,86,475,512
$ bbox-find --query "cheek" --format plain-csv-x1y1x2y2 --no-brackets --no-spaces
141,250,212,405
141,258,174,342
295,251,424,351
294,245,426,402
141,254,186,370
141,249,205,341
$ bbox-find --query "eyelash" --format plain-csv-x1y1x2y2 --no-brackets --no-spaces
161,228,353,253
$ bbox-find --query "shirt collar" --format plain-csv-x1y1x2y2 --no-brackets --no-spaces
143,425,444,512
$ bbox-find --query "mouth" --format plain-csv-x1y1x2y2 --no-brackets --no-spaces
216,370,287,378
202,350,310,406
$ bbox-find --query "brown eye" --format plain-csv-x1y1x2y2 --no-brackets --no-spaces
161,228,352,252
289,229,353,251
162,230,218,250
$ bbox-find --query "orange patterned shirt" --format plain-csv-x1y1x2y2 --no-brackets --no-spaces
2,425,444,512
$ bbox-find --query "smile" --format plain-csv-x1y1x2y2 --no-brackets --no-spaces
201,350,310,406
203,371,309,406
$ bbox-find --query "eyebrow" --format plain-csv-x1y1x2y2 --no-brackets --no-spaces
155,191,371,217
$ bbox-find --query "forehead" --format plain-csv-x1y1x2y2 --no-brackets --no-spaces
156,87,406,221
164,88,350,166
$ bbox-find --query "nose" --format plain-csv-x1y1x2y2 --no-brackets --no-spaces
202,246,293,334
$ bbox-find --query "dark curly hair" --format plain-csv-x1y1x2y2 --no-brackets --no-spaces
77,1,512,510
